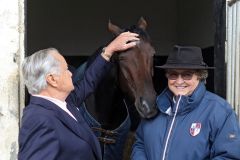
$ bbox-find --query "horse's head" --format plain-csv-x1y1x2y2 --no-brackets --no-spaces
108,17,158,118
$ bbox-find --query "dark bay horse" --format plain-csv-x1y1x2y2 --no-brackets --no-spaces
73,17,158,160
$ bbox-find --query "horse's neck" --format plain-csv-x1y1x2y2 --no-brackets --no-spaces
85,90,128,130
84,95,98,118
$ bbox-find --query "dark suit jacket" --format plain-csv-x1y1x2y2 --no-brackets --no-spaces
18,55,111,160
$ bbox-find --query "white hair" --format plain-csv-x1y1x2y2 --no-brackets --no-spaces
22,48,61,95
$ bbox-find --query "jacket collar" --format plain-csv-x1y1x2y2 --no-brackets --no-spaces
156,82,206,115
29,96,102,159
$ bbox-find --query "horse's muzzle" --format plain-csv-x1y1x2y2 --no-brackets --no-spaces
137,97,158,119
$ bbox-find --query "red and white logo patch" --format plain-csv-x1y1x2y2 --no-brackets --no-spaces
190,123,201,136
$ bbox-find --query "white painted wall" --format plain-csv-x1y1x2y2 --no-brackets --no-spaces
0,0,25,159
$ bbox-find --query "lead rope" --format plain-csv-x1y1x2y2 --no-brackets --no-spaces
162,95,182,160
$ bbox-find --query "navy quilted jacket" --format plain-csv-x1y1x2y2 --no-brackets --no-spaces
132,82,240,160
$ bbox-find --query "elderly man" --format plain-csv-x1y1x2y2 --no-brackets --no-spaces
131,45,240,160
18,32,139,160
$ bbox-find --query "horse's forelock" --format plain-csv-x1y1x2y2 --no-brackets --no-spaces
124,25,150,41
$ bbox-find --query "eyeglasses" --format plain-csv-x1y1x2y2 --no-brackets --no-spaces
166,71,195,80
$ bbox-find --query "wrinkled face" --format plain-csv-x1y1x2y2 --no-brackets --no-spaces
166,69,200,96
51,52,74,94
118,40,158,118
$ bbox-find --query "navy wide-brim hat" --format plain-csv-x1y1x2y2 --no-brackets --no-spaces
156,45,215,69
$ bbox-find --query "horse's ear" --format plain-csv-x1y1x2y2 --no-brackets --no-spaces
108,20,124,35
138,17,147,30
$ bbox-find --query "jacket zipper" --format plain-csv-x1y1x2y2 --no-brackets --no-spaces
162,95,182,160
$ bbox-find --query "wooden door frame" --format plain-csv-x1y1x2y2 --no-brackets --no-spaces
214,0,226,98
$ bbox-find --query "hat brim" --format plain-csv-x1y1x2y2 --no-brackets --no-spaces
155,64,215,69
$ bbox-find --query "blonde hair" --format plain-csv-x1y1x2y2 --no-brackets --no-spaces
195,70,208,83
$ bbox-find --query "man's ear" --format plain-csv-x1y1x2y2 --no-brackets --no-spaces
46,74,58,87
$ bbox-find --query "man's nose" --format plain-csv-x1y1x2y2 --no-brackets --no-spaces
68,70,72,77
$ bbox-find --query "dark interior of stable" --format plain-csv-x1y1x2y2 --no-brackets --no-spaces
26,0,223,95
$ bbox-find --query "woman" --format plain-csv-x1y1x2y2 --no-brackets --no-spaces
131,45,240,160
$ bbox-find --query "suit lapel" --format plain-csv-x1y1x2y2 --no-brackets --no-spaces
30,96,101,159
67,103,102,159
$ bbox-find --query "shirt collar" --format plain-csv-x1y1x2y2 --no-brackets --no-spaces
33,95,67,109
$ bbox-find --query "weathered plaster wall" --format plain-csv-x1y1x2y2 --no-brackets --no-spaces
0,0,25,159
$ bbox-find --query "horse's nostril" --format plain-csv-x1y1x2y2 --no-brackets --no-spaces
141,99,154,111
136,97,158,118
142,100,150,112
138,98,158,118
